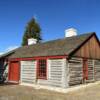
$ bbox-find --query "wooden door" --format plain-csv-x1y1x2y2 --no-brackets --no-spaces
83,59,88,81
9,61,20,82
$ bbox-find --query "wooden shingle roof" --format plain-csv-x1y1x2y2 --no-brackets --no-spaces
7,32,96,58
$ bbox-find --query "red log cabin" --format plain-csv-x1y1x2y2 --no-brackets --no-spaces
0,28,100,91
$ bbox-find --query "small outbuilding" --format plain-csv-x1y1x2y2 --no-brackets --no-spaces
0,30,100,90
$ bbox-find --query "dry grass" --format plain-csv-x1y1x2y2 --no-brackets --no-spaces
0,83,100,100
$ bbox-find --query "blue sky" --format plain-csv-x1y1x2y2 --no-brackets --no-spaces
0,0,100,53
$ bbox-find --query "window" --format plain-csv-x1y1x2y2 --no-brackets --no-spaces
37,59,47,79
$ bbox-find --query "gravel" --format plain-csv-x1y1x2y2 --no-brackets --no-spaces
0,83,100,100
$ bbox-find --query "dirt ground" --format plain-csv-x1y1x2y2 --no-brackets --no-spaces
0,83,100,100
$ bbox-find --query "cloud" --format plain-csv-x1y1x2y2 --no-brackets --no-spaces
0,46,18,56
0,52,4,55
5,46,18,52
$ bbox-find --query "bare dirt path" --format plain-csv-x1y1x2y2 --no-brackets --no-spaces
0,84,100,100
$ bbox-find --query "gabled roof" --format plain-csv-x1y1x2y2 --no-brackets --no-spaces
6,32,97,58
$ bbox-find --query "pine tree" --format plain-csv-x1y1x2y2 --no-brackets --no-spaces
22,18,42,46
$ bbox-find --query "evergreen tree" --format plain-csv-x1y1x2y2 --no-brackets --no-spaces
22,18,42,46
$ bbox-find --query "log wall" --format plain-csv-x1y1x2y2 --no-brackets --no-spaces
69,58,100,86
20,61,37,84
37,59,68,88
94,60,100,81
19,57,100,88
20,58,68,88
68,58,83,86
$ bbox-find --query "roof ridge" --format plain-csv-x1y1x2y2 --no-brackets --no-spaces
30,32,95,45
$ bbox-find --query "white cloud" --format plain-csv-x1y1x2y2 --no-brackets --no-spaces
0,52,4,55
5,46,18,52
0,46,18,56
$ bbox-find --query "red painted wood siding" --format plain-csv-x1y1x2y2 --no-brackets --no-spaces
8,55,67,61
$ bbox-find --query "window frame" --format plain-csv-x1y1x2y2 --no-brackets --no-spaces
37,58,47,79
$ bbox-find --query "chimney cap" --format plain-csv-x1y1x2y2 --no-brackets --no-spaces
65,28,77,37
28,38,37,45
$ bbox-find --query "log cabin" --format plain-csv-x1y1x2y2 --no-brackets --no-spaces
0,28,100,91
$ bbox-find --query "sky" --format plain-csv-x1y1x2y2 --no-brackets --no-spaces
0,0,100,54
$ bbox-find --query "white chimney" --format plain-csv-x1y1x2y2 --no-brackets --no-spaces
65,28,77,37
28,38,37,45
